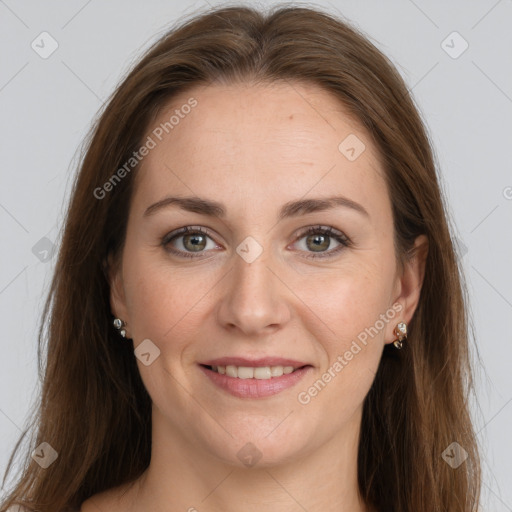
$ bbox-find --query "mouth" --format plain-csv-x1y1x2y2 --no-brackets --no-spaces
198,361,314,399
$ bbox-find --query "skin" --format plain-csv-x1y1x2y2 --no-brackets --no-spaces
81,80,428,512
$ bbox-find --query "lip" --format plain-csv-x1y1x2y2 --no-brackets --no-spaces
200,357,310,368
199,364,313,398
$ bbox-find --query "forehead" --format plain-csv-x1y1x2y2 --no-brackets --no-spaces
131,81,389,223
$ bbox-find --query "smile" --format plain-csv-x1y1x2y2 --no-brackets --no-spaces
199,364,313,398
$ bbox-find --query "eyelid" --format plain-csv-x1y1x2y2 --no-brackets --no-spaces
161,225,216,246
293,224,349,242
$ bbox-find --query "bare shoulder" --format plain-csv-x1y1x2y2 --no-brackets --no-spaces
80,490,113,512
80,483,135,512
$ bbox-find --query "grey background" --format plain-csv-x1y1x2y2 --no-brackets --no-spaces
0,0,511,509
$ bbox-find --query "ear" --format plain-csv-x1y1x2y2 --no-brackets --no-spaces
104,251,130,328
385,234,429,345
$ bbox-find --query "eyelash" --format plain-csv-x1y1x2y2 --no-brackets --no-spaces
161,225,351,260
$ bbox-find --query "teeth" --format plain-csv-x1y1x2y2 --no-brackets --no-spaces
237,366,255,379
254,367,272,379
270,366,282,377
210,365,299,379
226,365,237,378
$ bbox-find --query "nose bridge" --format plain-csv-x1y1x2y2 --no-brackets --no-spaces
217,243,290,334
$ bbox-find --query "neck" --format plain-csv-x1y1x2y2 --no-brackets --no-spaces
125,405,369,512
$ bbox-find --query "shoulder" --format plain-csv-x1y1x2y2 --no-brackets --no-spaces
80,489,117,512
80,482,137,512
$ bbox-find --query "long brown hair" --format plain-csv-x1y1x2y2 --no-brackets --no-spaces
1,4,481,511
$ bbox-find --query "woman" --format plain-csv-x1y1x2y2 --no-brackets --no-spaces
0,4,481,512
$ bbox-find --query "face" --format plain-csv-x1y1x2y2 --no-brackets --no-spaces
109,80,424,468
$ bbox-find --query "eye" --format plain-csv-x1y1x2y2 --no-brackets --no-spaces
161,226,219,259
291,225,351,259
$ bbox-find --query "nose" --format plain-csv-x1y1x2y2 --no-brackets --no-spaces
216,245,291,336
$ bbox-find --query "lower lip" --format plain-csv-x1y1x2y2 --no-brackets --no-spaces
199,365,313,398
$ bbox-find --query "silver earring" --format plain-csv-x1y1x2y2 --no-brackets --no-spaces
113,317,127,338
392,322,407,349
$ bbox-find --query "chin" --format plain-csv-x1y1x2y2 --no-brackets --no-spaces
211,428,307,470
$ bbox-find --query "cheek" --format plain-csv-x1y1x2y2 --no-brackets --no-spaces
298,277,387,419
295,260,391,405
122,251,184,342
299,259,390,347
123,250,221,349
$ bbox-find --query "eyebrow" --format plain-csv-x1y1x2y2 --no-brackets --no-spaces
143,195,370,220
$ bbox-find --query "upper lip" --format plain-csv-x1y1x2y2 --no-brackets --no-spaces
200,357,311,368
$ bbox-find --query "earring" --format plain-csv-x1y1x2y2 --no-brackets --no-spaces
113,317,127,338
392,321,407,349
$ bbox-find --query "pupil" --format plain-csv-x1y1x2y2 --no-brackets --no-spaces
185,234,205,251
309,234,328,252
